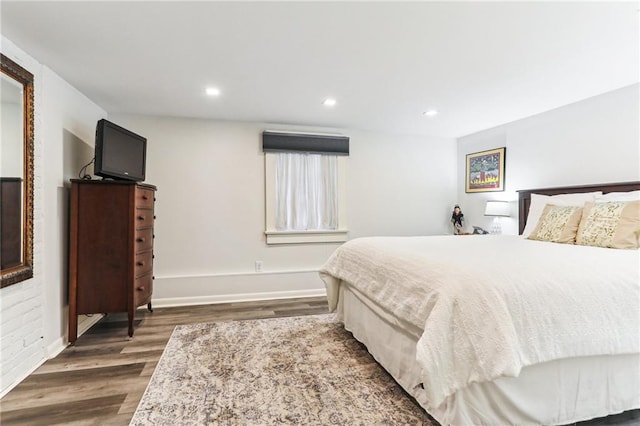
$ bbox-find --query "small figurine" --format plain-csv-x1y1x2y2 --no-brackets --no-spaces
451,204,464,235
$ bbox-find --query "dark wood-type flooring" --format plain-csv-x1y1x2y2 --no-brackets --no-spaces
0,297,329,425
1,296,638,426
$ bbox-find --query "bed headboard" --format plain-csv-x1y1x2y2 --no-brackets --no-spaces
517,181,640,235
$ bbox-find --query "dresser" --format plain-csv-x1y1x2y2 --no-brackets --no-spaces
68,179,157,344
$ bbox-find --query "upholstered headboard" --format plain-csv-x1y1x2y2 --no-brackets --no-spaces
517,181,640,235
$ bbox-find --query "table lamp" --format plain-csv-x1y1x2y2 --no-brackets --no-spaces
484,200,510,234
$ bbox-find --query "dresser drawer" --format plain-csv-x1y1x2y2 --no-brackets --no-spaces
134,227,154,252
135,187,155,209
134,272,153,306
134,250,153,277
134,208,154,229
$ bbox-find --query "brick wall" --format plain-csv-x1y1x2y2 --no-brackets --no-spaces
0,39,45,395
0,36,106,397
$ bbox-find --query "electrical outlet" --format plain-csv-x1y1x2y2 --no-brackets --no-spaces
255,260,264,273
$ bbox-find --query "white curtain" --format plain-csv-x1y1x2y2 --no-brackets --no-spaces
275,152,338,231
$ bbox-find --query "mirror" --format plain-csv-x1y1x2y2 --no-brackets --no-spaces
1,53,34,287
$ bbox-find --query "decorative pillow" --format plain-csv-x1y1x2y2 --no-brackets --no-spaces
576,201,640,249
527,204,583,244
596,190,640,202
522,191,602,237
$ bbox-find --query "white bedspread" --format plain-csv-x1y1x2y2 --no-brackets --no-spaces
319,235,640,409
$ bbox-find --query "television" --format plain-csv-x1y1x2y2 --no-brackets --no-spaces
94,119,147,181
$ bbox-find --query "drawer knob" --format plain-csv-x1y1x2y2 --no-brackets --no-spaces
137,215,145,220
136,261,145,266
137,286,145,291
136,237,145,243
153,215,157,220
142,195,149,200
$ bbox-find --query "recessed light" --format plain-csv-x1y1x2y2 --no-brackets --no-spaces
423,109,438,117
206,87,221,96
323,98,337,107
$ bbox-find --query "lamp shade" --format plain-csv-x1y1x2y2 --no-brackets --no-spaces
484,200,510,217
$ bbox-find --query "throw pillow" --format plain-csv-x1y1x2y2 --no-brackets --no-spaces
576,201,640,249
527,204,583,244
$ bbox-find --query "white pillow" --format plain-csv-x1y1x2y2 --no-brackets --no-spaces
522,191,602,237
596,190,640,202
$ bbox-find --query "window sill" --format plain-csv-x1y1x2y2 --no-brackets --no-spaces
265,229,348,245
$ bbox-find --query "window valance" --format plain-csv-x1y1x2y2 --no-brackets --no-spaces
262,131,349,155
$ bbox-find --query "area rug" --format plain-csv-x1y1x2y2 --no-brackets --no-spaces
130,314,435,425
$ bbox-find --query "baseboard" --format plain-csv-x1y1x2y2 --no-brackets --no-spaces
44,337,66,360
151,269,327,308
77,313,104,337
151,288,327,308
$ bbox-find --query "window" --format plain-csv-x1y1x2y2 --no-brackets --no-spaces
263,132,348,245
275,152,338,231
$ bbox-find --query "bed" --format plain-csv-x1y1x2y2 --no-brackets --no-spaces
319,182,640,425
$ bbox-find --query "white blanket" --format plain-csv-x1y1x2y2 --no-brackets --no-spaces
319,235,640,409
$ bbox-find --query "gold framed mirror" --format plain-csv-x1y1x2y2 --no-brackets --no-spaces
1,53,34,288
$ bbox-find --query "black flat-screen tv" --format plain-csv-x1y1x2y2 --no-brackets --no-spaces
94,119,147,181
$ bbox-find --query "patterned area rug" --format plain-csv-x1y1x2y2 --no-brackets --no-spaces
130,314,435,425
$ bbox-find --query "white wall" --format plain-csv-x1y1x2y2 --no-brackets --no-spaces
109,114,457,306
0,37,106,397
456,84,639,235
41,64,107,358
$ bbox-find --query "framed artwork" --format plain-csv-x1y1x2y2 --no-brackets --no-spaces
465,147,506,193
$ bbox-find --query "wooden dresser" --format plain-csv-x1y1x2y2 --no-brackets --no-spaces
68,179,157,344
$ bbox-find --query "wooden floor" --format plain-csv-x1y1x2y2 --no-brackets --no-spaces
0,297,329,425
1,296,638,426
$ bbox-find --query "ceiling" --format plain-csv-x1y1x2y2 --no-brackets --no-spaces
1,1,638,138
